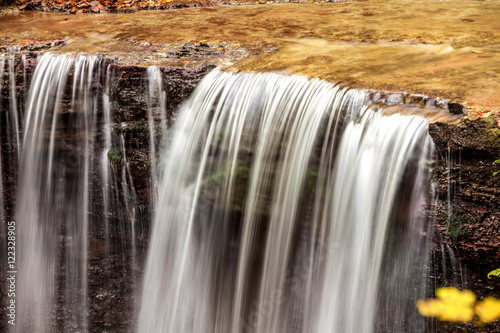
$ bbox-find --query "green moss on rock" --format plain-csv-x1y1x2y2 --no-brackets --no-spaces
107,147,123,167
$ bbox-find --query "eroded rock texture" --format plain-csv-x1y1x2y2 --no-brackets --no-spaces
427,116,500,332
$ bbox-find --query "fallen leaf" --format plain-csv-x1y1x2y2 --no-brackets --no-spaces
417,299,445,318
472,50,484,54
417,287,476,323
476,297,500,323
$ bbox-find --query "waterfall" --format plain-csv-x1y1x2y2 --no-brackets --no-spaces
138,70,435,333
11,52,174,332
315,112,433,332
1,51,25,222
8,52,22,163
0,55,5,222
146,66,168,200
16,53,103,332
6,51,437,332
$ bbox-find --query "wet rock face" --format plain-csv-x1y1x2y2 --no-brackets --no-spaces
428,116,500,263
0,52,37,233
108,63,215,203
429,116,500,159
90,62,215,332
0,53,37,333
427,116,500,331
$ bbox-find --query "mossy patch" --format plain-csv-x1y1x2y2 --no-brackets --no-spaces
122,120,148,133
306,170,318,192
445,208,470,243
107,147,123,167
202,164,250,189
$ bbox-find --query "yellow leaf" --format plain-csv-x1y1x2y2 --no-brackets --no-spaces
436,287,476,305
476,297,500,323
472,50,484,54
417,287,476,323
43,31,48,33
439,303,474,323
417,299,445,317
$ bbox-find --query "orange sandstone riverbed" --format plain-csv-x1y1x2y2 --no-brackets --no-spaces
1,0,500,113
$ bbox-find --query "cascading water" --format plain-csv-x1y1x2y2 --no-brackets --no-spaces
146,66,168,199
138,70,435,333
3,50,441,332
8,52,21,162
16,53,104,332
10,52,177,332
0,51,26,222
315,111,434,333
0,55,5,223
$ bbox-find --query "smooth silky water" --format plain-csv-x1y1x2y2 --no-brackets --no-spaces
12,53,143,332
16,53,102,332
138,70,435,333
0,56,5,224
4,51,437,332
146,66,168,189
